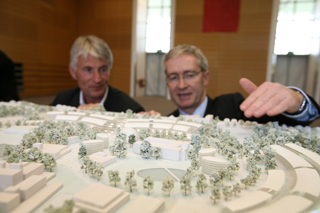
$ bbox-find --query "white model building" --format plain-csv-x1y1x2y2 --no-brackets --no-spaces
72,183,130,213
89,152,117,167
0,162,62,213
31,143,71,160
96,133,109,148
2,126,37,135
82,140,104,155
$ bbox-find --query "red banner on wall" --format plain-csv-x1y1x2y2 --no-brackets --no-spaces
203,0,240,33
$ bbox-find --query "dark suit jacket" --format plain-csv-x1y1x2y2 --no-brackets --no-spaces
168,93,320,126
50,86,144,113
0,51,20,101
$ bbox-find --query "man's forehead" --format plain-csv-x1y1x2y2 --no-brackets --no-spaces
165,55,200,74
78,54,107,66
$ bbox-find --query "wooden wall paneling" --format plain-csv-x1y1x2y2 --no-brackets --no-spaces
0,0,78,97
77,0,133,95
22,63,77,96
174,0,273,99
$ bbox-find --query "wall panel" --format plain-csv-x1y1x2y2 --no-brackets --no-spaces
174,0,273,99
0,0,78,97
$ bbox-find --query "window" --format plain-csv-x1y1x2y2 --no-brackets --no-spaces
274,0,316,55
145,0,171,53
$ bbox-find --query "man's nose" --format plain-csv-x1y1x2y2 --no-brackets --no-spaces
177,76,187,89
92,70,102,82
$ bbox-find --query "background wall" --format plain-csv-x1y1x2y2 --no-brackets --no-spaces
174,0,273,98
0,0,78,97
0,0,133,98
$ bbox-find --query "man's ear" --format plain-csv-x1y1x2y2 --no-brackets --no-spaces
203,70,210,86
69,65,77,80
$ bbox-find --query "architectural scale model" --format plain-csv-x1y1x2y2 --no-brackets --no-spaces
0,100,320,213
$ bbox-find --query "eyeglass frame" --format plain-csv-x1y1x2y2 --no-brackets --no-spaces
165,70,206,85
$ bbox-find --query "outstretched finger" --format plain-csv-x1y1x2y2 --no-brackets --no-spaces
239,78,258,94
240,82,269,112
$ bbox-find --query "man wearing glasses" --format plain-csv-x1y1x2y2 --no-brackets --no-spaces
165,44,320,126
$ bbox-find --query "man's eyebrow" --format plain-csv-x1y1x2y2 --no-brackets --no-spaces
82,66,92,69
168,70,197,75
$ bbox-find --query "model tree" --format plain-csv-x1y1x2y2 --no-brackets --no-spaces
209,171,222,188
226,168,235,180
162,175,174,197
20,132,38,149
139,128,151,140
166,130,174,139
265,158,277,171
59,134,69,145
218,168,228,186
15,119,21,126
87,160,96,175
128,134,136,146
33,127,46,142
251,166,262,178
187,149,196,160
180,175,192,196
180,132,188,141
6,151,20,163
246,156,257,171
2,145,13,158
191,158,200,171
78,145,87,158
191,134,201,155
13,145,26,161
140,140,153,159
126,109,134,118
153,129,161,138
230,156,240,172
238,147,250,159
195,174,208,193
108,170,121,187
240,177,250,189
80,156,91,174
143,175,154,196
222,185,233,200
210,187,221,204
45,129,60,144
64,125,74,137
44,199,75,213
232,183,242,196
41,153,57,172
160,129,167,138
184,167,196,179
173,131,180,140
44,199,87,213
25,147,43,163
153,147,162,160
124,170,137,192
262,145,277,170
92,164,104,181
109,133,128,158
5,120,11,128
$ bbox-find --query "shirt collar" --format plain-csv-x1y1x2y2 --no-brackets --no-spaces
79,87,109,106
179,96,208,117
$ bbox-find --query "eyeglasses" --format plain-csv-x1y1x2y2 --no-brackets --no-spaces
166,71,203,85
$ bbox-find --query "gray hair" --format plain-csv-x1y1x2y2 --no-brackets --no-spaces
164,44,208,72
70,35,113,71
